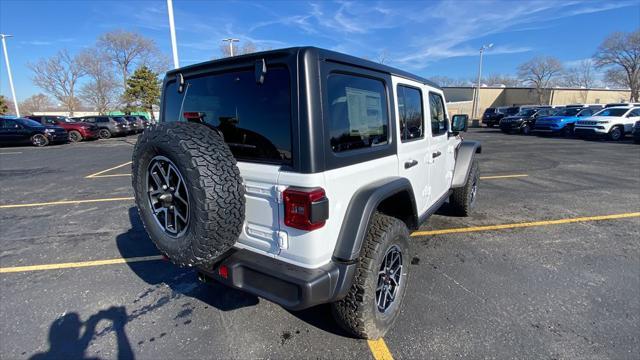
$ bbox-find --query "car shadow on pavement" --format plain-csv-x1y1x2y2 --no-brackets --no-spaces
116,207,259,313
30,307,133,360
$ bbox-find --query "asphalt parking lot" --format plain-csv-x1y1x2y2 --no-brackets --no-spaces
1,129,639,359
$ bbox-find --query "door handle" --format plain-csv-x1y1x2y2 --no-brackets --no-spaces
432,151,442,158
404,160,418,169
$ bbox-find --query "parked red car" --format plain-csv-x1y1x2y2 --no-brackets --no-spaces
27,115,99,142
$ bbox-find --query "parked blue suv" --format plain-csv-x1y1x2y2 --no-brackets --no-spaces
534,107,599,136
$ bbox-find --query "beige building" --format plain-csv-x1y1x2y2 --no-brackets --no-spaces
444,86,632,117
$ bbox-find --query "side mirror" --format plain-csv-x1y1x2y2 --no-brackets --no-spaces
451,114,469,133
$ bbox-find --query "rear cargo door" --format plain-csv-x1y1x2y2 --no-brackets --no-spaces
236,163,281,255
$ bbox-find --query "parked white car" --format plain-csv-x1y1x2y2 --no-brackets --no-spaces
574,106,640,140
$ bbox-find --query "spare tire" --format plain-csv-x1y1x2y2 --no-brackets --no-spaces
132,122,245,267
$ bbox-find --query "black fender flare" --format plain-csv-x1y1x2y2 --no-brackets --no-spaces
332,177,417,263
451,140,482,188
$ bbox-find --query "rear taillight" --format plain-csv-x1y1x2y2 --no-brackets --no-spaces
283,187,328,231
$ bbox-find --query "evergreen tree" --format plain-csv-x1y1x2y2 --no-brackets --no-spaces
0,95,9,115
122,65,160,119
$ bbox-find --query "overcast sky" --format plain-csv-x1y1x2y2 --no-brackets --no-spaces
1,0,638,101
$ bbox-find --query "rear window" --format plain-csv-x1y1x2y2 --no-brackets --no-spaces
327,73,389,153
163,67,292,164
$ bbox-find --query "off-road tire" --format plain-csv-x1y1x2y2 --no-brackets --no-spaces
560,125,573,137
99,128,111,139
132,122,245,267
608,126,623,141
68,130,82,143
449,159,479,216
331,212,410,339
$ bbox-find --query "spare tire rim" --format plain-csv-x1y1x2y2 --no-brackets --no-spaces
146,156,189,237
376,245,403,313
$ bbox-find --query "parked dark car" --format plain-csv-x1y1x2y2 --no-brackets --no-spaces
79,116,130,138
481,108,503,127
123,116,145,133
26,115,99,142
499,107,555,135
633,120,640,144
0,117,68,147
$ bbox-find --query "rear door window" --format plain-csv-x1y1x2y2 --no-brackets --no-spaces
327,73,389,152
397,85,423,141
428,92,447,136
163,67,292,164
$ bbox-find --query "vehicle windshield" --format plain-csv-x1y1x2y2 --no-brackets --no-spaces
553,108,581,116
515,109,536,117
112,117,127,123
55,116,76,123
593,108,628,117
504,107,520,115
484,108,496,114
17,118,44,127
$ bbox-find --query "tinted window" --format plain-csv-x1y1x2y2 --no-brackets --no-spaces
516,109,536,117
429,92,447,136
112,117,127,123
397,85,424,141
594,108,628,117
327,73,388,153
16,118,43,127
164,67,292,164
97,117,110,123
505,107,520,115
628,109,640,117
484,108,496,114
554,108,581,116
577,109,592,116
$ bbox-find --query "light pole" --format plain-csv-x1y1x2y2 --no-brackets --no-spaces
1,34,19,117
166,0,179,69
471,43,493,121
222,38,239,57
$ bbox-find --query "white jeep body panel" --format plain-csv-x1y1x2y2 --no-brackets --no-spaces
234,75,460,269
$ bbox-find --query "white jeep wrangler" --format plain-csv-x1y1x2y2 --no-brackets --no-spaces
132,47,481,339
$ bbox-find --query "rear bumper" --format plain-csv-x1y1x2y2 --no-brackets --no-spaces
79,129,99,139
198,250,356,311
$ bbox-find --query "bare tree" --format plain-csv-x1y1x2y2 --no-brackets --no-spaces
593,29,640,102
562,59,598,88
28,50,86,115
20,93,53,114
78,48,119,114
517,56,564,104
427,76,470,87
483,74,522,87
97,30,159,90
219,40,259,58
376,49,389,64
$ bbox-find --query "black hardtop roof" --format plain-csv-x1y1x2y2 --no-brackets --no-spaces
166,46,441,90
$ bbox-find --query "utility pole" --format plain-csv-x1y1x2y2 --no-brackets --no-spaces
166,0,179,69
222,38,239,57
1,34,19,117
471,43,493,121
